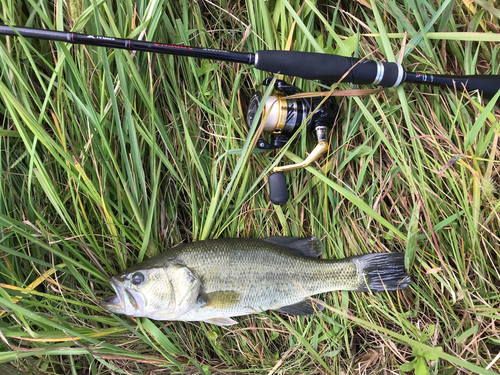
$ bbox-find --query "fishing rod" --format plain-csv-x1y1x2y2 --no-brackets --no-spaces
1,25,499,99
1,25,499,204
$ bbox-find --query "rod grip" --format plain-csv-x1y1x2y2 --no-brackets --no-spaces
255,50,405,87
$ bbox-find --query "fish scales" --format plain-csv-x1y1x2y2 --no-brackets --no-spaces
126,239,360,321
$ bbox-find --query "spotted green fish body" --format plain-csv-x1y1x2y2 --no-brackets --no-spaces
100,237,410,326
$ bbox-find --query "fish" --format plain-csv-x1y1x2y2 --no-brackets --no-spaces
99,237,411,326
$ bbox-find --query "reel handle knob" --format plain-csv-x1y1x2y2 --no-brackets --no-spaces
268,172,289,205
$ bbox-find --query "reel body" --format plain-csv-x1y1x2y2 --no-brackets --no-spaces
247,79,339,205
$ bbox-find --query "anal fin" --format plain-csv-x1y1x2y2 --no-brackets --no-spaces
275,299,325,316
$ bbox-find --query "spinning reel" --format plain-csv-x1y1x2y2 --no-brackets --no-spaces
247,78,339,205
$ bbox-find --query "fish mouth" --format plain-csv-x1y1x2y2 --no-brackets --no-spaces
99,277,145,316
99,277,125,313
101,294,121,305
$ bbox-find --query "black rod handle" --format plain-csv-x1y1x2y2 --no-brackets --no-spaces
405,72,500,100
254,50,405,87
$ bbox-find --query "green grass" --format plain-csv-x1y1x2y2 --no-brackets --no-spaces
0,0,499,373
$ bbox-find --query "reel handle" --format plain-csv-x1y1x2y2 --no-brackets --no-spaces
268,127,329,205
273,140,329,173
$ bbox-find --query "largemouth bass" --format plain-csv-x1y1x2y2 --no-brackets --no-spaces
100,237,410,326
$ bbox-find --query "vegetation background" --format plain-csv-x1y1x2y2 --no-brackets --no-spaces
0,0,499,373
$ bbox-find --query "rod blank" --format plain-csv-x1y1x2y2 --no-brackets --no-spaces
0,25,254,64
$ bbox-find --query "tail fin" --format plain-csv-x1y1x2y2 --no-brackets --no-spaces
351,253,411,292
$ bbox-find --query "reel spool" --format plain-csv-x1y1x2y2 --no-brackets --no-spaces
247,78,339,205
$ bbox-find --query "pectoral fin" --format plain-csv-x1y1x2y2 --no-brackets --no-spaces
275,299,325,316
200,291,241,309
262,236,323,258
204,317,238,326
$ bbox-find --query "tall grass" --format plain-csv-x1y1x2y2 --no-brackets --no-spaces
0,0,499,373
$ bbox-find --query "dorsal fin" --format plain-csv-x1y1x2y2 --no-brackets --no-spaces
262,236,323,258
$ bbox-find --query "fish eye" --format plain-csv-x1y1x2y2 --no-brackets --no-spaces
131,272,145,285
